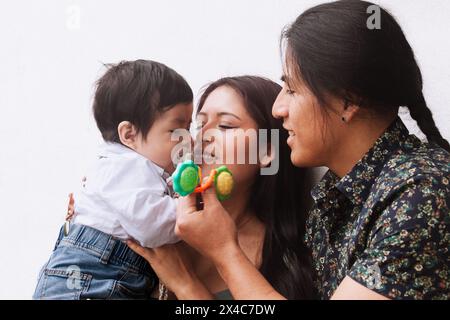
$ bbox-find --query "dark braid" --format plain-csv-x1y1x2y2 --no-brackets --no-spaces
408,92,450,152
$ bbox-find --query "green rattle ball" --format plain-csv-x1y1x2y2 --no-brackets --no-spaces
172,160,200,196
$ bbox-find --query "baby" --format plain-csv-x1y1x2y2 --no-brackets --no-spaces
33,60,193,299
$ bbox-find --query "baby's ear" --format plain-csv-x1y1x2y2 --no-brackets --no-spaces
118,121,138,149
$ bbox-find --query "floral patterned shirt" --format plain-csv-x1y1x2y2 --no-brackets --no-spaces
305,117,449,300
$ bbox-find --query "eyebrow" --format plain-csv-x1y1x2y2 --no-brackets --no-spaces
197,111,241,121
281,75,296,89
171,117,191,124
218,112,241,120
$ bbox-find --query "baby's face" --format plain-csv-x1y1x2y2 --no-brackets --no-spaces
135,103,193,174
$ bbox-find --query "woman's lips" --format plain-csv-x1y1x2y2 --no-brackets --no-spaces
287,130,295,146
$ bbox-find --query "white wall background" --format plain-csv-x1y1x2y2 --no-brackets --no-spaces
0,0,449,299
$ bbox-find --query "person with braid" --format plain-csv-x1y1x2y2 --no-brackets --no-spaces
128,1,449,300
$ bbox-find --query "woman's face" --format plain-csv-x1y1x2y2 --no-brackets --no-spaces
195,86,260,190
272,76,342,168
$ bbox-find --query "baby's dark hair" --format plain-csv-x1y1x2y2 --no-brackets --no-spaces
93,59,193,143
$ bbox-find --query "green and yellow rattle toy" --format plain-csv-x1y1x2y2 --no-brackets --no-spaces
171,160,234,201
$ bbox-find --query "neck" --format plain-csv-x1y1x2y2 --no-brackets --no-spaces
327,115,396,178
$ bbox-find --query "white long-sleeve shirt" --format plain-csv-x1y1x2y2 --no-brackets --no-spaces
72,142,179,248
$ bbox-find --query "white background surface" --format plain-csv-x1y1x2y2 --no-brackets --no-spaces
0,0,449,299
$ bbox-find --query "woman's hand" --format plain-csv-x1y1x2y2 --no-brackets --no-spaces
175,189,239,265
126,240,213,299
175,189,285,300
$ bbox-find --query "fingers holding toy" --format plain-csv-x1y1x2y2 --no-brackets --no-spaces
172,160,238,262
176,192,197,217
200,185,222,209
175,185,238,263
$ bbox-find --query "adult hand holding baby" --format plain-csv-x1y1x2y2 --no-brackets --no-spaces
126,239,213,299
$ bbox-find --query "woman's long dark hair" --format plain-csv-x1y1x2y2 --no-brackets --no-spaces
197,76,316,299
283,0,450,151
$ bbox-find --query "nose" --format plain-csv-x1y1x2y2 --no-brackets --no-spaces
198,119,216,144
192,126,215,160
272,92,289,120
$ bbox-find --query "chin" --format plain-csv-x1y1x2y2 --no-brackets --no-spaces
290,153,302,167
292,151,323,168
290,150,310,168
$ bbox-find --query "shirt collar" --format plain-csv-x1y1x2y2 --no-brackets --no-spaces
311,169,340,202
98,142,167,178
335,117,410,206
311,117,410,206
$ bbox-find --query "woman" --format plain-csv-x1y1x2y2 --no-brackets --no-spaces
130,1,449,299
130,76,316,299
